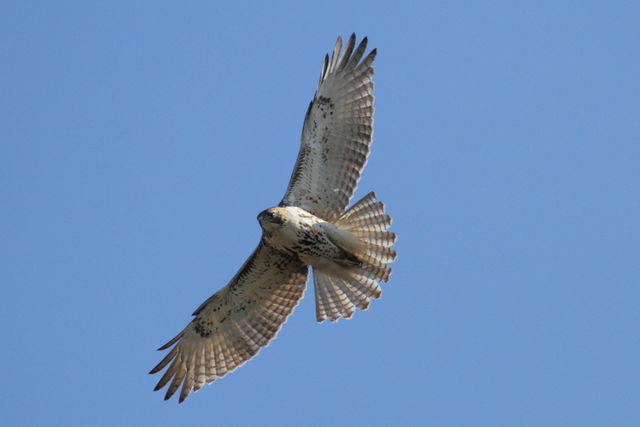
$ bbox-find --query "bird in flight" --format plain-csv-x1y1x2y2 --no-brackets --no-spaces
150,34,397,403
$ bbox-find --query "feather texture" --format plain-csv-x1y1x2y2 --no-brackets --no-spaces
280,34,377,222
314,192,396,322
150,242,308,402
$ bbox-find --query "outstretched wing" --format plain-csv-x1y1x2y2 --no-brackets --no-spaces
280,34,376,222
150,242,308,403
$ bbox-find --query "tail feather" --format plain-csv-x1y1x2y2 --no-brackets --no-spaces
335,275,370,311
351,229,396,246
338,214,392,232
358,241,397,264
335,192,382,220
349,271,382,299
314,271,356,321
314,191,396,322
358,261,392,283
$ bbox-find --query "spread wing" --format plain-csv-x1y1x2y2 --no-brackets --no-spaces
150,242,308,402
280,34,376,222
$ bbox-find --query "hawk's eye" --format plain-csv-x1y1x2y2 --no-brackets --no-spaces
259,210,275,222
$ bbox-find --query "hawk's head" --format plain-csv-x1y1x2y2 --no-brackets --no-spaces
257,207,287,234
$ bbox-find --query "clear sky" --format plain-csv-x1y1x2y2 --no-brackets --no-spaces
1,1,639,426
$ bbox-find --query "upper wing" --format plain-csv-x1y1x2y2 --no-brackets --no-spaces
280,34,377,222
150,241,308,403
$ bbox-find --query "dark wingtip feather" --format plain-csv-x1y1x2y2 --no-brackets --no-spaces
157,332,182,351
319,54,329,85
360,37,368,52
348,34,356,51
344,36,370,71
149,356,167,374
364,48,377,65
337,33,357,72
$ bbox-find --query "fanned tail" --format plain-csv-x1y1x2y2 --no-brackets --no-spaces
314,192,397,322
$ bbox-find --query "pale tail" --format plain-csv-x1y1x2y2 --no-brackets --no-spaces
314,192,397,322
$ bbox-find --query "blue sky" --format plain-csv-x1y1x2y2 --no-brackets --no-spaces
1,1,639,426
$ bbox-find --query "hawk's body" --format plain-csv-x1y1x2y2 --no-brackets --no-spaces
259,206,361,274
151,34,397,403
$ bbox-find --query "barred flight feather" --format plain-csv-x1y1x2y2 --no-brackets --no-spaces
280,34,377,222
150,242,308,402
314,192,396,322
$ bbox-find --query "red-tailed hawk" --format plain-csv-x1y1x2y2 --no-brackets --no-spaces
150,34,397,402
